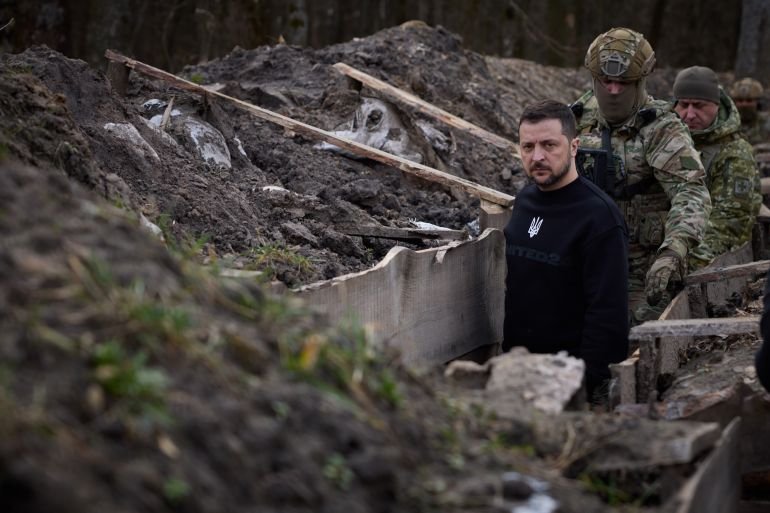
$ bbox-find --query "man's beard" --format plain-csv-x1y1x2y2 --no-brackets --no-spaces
529,159,571,187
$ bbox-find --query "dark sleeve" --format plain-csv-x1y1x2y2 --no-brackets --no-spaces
579,225,630,397
757,270,770,393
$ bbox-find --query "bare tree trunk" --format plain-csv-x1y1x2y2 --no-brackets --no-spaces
736,0,770,80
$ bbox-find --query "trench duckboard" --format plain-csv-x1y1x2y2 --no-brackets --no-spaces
294,228,505,366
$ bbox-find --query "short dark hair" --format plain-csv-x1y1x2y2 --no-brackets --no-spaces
518,100,577,140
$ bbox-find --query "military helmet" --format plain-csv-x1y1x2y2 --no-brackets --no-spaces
584,27,656,81
730,78,763,100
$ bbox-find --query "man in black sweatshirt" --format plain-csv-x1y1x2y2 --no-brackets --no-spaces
503,99,629,402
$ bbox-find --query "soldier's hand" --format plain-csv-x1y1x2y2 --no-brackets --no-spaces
645,250,683,306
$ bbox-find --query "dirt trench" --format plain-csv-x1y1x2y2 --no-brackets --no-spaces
0,22,757,513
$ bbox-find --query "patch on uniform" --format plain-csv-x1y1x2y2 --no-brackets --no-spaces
679,155,701,170
734,177,753,197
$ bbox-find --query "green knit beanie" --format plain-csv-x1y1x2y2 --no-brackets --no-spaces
673,66,720,104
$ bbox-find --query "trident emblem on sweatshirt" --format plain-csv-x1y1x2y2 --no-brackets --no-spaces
528,217,543,238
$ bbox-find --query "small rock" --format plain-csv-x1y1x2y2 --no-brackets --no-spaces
340,178,383,207
180,117,231,169
139,213,165,241
444,360,490,389
103,122,160,162
157,434,180,459
486,349,584,414
281,221,318,245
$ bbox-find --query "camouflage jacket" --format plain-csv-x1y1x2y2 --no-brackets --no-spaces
686,89,761,269
573,91,711,261
739,110,770,146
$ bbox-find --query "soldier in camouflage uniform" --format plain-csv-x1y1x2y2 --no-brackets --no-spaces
729,78,770,145
729,78,770,178
572,28,712,322
672,66,761,270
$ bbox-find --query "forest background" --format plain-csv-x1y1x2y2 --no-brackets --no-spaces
3,0,770,81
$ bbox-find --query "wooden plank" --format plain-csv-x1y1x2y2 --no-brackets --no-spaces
106,60,130,96
339,224,467,241
658,289,693,376
610,290,692,406
702,243,755,306
636,336,660,403
630,316,760,339
674,417,741,513
609,356,638,406
333,62,521,159
583,419,721,471
104,50,514,208
293,228,506,366
684,259,770,285
761,176,770,194
479,199,513,231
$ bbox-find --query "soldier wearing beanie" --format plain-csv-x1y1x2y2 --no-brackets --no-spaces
674,66,720,106
673,66,761,269
571,28,711,324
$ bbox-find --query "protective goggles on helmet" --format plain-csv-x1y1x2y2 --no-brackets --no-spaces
600,52,630,78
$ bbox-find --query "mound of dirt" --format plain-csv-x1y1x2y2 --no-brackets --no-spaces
0,157,623,512
1,23,589,288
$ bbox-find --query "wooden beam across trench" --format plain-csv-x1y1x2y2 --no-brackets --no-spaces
332,62,521,159
684,259,770,285
104,50,515,209
338,224,467,242
332,62,518,229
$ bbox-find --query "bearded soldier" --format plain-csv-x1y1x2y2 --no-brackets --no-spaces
673,66,761,270
571,28,711,322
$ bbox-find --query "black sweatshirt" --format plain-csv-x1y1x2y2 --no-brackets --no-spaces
757,270,770,393
503,176,629,394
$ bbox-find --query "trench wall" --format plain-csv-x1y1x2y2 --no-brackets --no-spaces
294,228,506,366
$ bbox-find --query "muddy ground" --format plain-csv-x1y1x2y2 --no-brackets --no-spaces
1,22,592,288
0,22,763,513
